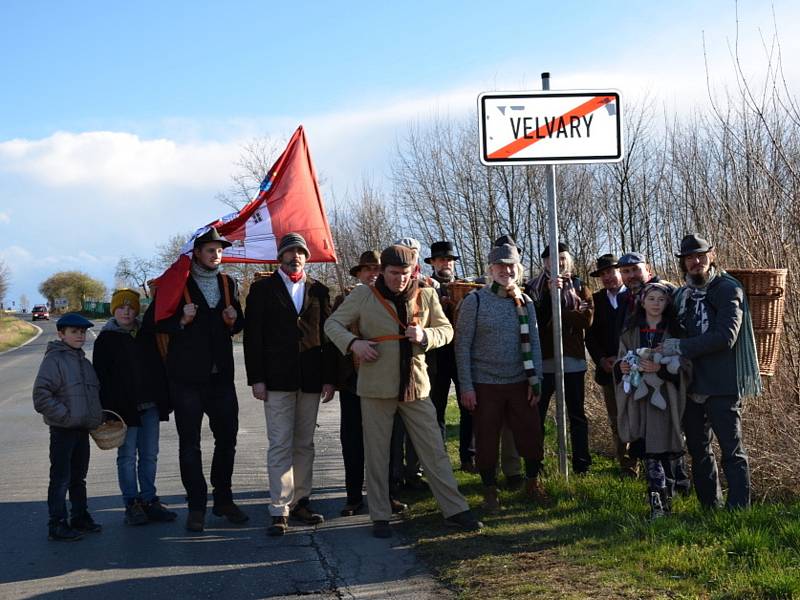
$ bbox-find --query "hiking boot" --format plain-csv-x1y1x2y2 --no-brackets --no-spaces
481,485,501,513
503,474,524,490
70,512,102,533
144,499,178,522
340,500,364,517
525,478,549,504
124,500,149,526
372,520,392,538
649,491,666,520
185,510,206,532
48,520,83,542
444,510,483,532
267,516,288,537
390,499,408,514
290,504,324,525
212,503,250,524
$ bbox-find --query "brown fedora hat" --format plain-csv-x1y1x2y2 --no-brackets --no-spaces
349,250,380,277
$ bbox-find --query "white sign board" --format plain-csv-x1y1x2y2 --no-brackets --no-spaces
54,298,68,308
478,90,622,165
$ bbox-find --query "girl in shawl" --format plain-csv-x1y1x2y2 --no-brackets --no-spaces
615,283,691,519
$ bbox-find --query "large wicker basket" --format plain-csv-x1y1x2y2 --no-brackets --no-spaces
447,281,484,323
90,410,128,450
726,268,787,377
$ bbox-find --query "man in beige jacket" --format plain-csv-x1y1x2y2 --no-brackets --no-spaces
325,245,482,538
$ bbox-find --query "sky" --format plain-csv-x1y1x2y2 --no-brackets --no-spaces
1,0,799,306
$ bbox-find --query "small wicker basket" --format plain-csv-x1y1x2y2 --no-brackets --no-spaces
90,410,128,450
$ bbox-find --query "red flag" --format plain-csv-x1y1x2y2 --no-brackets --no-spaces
153,125,336,321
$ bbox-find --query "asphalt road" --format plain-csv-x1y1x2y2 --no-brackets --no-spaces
0,315,452,599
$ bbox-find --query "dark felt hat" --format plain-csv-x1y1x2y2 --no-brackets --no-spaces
488,244,521,265
193,227,232,249
675,233,714,257
380,245,416,268
277,232,310,259
541,241,570,258
56,312,94,329
618,252,646,267
590,253,620,277
424,240,459,264
349,250,380,277
493,234,517,248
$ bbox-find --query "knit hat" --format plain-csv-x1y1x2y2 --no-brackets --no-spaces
277,232,310,260
488,243,521,265
380,245,416,268
111,288,141,315
56,313,94,330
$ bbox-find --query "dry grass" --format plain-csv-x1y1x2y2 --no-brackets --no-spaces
0,315,37,352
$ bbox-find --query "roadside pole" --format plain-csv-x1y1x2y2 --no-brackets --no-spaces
541,72,569,479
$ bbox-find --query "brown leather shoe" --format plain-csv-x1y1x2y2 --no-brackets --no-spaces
390,498,408,514
290,504,324,525
212,502,250,524
525,478,549,504
340,501,364,517
267,516,288,537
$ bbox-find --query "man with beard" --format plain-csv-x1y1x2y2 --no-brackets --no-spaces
156,227,247,533
584,253,638,478
244,232,336,537
615,252,691,494
325,245,482,538
660,234,761,509
424,240,475,472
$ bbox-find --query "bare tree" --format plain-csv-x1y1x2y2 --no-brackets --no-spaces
0,258,9,307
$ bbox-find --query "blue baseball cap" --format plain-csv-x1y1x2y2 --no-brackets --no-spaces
56,313,94,329
617,252,646,267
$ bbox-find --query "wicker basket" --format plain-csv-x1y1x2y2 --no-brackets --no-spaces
447,281,484,324
90,410,128,450
725,268,788,376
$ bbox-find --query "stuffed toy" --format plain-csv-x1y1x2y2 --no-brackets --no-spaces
621,346,681,410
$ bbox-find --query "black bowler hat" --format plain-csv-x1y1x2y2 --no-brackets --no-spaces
349,250,380,277
193,226,232,249
541,241,570,258
424,240,460,264
675,233,714,257
590,253,619,277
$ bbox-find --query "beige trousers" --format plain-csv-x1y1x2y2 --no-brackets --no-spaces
361,395,469,521
264,390,320,516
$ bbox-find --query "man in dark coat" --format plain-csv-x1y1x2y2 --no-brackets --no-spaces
584,254,638,477
424,240,475,472
155,227,247,533
662,234,761,509
244,232,336,537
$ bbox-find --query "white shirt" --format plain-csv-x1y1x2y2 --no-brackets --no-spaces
278,268,305,313
606,284,626,310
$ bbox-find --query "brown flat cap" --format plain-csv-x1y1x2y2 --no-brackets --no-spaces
380,245,416,268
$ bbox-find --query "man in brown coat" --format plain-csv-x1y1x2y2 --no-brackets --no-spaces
244,232,336,537
325,245,482,538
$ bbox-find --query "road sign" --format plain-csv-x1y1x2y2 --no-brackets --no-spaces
478,90,622,165
54,298,68,309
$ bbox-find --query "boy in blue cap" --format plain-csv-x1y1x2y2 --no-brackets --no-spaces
33,312,104,541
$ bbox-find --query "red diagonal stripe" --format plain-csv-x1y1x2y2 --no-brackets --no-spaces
487,95,615,159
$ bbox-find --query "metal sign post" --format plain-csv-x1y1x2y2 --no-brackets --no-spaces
541,72,569,479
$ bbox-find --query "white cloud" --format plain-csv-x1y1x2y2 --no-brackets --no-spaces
0,211,9,224
0,131,239,191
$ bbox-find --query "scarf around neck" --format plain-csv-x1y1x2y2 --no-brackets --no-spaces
375,274,420,402
489,281,539,391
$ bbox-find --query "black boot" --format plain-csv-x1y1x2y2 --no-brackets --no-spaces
48,519,83,541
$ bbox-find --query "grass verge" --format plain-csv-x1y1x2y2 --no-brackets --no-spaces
0,315,38,352
397,403,800,600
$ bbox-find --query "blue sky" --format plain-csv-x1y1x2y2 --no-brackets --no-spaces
1,1,798,305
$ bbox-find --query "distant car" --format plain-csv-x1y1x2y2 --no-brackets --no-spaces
32,305,50,321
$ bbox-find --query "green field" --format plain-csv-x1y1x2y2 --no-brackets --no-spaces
0,315,38,353
397,403,800,600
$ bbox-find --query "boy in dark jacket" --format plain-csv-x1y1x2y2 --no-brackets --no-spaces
32,313,103,541
93,289,176,526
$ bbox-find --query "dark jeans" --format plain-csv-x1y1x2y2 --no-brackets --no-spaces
48,427,90,523
683,394,751,509
429,367,473,464
539,371,592,473
339,389,365,503
171,377,239,511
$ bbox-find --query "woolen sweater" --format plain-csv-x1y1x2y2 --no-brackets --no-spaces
454,286,543,394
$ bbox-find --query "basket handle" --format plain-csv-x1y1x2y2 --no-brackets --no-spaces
102,409,126,425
